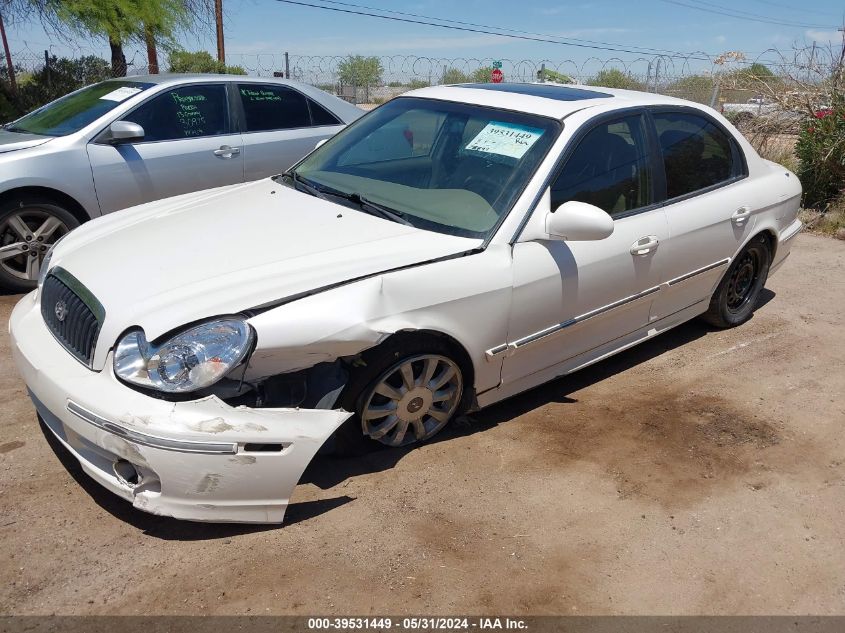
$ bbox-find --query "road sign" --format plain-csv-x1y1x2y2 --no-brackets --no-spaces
491,68,504,83
492,60,502,69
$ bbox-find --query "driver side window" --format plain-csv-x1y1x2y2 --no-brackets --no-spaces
551,114,652,218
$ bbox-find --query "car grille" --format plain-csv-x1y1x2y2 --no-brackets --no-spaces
40,269,104,367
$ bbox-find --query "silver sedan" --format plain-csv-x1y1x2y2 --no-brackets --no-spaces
0,74,363,291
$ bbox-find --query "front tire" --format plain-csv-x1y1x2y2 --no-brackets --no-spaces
334,336,469,454
0,196,79,292
701,234,771,328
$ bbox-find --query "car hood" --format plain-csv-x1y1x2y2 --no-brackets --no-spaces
0,129,52,153
51,179,481,363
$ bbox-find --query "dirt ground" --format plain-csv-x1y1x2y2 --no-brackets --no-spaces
0,233,843,616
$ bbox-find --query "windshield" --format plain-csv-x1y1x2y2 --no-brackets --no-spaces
7,81,154,137
291,97,561,238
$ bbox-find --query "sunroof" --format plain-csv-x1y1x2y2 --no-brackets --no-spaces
456,83,612,101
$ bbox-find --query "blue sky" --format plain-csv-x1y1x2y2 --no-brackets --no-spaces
6,0,845,74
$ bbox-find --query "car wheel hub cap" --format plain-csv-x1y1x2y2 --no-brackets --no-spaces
0,209,69,282
361,354,463,447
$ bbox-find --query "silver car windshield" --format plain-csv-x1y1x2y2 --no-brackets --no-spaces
290,97,561,239
6,80,155,137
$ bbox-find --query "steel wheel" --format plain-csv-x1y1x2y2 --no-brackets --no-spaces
0,208,70,282
725,248,761,314
360,354,463,447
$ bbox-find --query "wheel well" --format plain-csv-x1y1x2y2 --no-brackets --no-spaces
755,229,777,261
375,329,476,392
0,187,91,226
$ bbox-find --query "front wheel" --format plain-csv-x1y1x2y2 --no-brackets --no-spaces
334,337,468,453
701,234,771,328
0,197,79,292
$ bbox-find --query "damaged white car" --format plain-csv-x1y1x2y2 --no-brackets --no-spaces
10,83,802,523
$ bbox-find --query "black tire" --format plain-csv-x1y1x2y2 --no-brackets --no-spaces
0,196,80,293
701,234,771,328
332,334,472,456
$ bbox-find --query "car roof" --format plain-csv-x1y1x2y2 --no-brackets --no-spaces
405,83,697,119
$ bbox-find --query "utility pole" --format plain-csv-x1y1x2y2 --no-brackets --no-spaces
215,0,225,65
0,6,16,94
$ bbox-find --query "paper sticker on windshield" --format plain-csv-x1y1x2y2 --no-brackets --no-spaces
100,86,142,102
465,122,544,159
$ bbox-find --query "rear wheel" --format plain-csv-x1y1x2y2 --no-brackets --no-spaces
0,197,79,292
701,234,771,328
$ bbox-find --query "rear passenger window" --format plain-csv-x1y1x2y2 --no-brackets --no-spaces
551,114,652,217
308,99,341,126
123,84,228,142
239,84,311,131
653,111,739,199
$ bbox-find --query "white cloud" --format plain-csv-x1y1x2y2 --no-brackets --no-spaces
805,29,843,43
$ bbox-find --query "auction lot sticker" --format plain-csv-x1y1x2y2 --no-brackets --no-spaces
465,121,545,160
99,86,143,102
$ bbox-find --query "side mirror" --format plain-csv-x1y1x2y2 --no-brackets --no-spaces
108,121,144,144
315,138,328,149
546,201,614,241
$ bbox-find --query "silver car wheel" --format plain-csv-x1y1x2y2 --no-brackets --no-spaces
361,354,463,447
0,209,69,282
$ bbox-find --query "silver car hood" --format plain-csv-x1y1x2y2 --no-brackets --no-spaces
50,179,481,364
0,129,52,153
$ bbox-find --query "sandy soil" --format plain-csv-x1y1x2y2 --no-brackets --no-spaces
0,233,843,616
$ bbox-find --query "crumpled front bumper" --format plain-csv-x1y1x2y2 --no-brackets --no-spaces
9,292,352,524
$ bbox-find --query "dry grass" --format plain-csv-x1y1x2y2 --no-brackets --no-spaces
749,133,800,174
800,198,845,240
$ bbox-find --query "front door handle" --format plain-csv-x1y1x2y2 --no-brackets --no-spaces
213,145,241,158
731,206,751,225
630,235,659,256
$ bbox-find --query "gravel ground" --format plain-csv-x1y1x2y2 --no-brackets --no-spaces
0,233,843,616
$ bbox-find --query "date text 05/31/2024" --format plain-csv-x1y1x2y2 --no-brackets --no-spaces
307,617,528,630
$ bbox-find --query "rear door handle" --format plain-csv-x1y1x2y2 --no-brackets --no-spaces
630,235,659,256
213,145,240,158
731,206,751,225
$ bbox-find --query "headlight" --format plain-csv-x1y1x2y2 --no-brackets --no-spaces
114,318,254,393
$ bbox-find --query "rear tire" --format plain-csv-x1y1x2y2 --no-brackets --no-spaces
701,234,771,328
0,196,79,292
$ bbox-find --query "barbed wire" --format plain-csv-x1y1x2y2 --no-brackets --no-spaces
6,43,842,106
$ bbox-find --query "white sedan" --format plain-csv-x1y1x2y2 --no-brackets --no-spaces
9,83,802,524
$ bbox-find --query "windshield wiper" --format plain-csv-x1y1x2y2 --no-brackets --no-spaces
328,191,414,227
277,171,329,201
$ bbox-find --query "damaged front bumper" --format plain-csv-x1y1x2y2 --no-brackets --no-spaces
9,292,352,524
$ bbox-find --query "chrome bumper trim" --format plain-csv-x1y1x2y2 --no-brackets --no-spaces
66,400,238,455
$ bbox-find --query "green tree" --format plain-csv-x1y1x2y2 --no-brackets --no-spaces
665,74,715,104
408,79,430,89
49,0,188,77
168,50,246,74
337,55,383,88
537,68,573,84
470,66,495,83
587,68,645,90
441,67,468,84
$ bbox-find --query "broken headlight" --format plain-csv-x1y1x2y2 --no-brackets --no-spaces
113,318,254,394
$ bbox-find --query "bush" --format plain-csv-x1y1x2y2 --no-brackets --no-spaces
587,68,645,91
168,51,246,75
795,101,845,209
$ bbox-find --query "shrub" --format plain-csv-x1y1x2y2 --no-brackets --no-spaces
168,51,246,75
795,100,845,209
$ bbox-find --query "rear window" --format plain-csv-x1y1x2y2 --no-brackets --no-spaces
7,81,154,136
238,84,311,131
654,111,741,199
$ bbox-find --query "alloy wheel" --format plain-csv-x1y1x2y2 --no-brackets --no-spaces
360,354,463,447
0,209,70,282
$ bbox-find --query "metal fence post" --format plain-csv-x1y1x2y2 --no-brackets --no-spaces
538,63,546,83
285,51,290,79
708,77,721,109
44,50,51,90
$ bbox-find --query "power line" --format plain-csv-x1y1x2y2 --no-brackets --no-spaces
313,0,697,59
274,0,713,60
746,0,842,18
661,0,838,29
